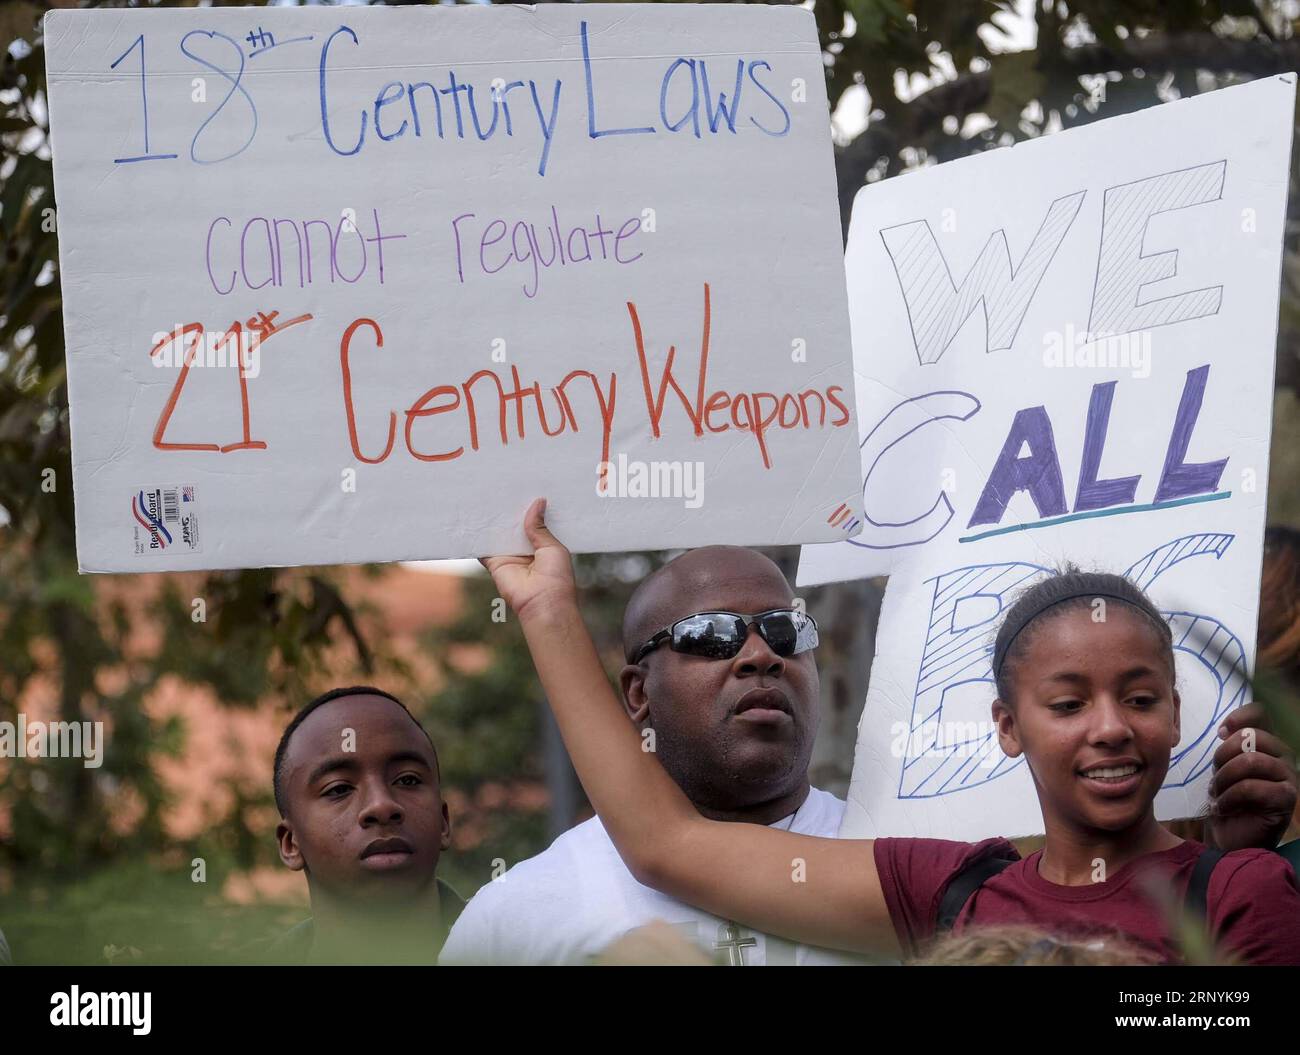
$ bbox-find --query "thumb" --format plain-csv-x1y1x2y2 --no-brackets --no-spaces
523,497,562,552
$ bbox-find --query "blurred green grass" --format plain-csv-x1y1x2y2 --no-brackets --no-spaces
0,806,551,965
1,854,307,965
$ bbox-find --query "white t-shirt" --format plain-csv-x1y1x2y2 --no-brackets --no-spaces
441,786,867,965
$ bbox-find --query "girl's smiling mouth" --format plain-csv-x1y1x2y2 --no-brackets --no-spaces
1077,759,1145,795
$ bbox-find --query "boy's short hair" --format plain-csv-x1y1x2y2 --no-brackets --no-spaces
273,686,439,816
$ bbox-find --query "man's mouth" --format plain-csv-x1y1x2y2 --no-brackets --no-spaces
360,837,415,869
1077,759,1144,794
731,687,793,725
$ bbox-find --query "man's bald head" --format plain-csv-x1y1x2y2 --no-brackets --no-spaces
622,547,794,661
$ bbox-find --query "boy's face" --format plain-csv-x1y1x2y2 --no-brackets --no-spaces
276,694,450,901
993,606,1180,835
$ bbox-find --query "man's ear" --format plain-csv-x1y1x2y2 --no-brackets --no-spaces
440,800,452,852
277,819,306,872
619,664,650,724
992,698,1022,759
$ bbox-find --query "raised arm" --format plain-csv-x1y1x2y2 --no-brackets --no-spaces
483,499,901,956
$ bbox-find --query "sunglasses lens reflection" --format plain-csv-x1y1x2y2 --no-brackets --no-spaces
673,614,746,658
763,617,800,655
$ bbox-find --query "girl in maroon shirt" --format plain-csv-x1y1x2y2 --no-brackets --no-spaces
485,500,1300,964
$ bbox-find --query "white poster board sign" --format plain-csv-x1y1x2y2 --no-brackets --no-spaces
45,5,862,572
798,77,1294,839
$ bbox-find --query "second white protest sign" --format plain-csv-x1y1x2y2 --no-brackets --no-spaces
799,76,1293,839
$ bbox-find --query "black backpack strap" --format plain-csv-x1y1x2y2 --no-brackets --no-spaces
936,855,1016,932
1185,847,1226,922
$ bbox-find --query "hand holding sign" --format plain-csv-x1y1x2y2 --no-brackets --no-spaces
1208,702,1297,852
479,498,578,625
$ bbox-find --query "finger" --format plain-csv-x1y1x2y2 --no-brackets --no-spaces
1219,702,1267,739
1212,727,1293,770
1210,776,1297,818
523,496,563,552
1209,749,1297,799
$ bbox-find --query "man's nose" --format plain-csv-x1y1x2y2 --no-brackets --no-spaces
731,625,784,678
358,781,404,827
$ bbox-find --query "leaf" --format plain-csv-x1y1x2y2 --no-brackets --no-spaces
982,49,1046,133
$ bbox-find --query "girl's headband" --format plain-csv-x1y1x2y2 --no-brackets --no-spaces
992,590,1160,679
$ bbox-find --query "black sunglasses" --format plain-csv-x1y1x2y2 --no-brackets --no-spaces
630,608,819,664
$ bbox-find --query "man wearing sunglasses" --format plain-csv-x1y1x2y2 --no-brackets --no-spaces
442,545,863,965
